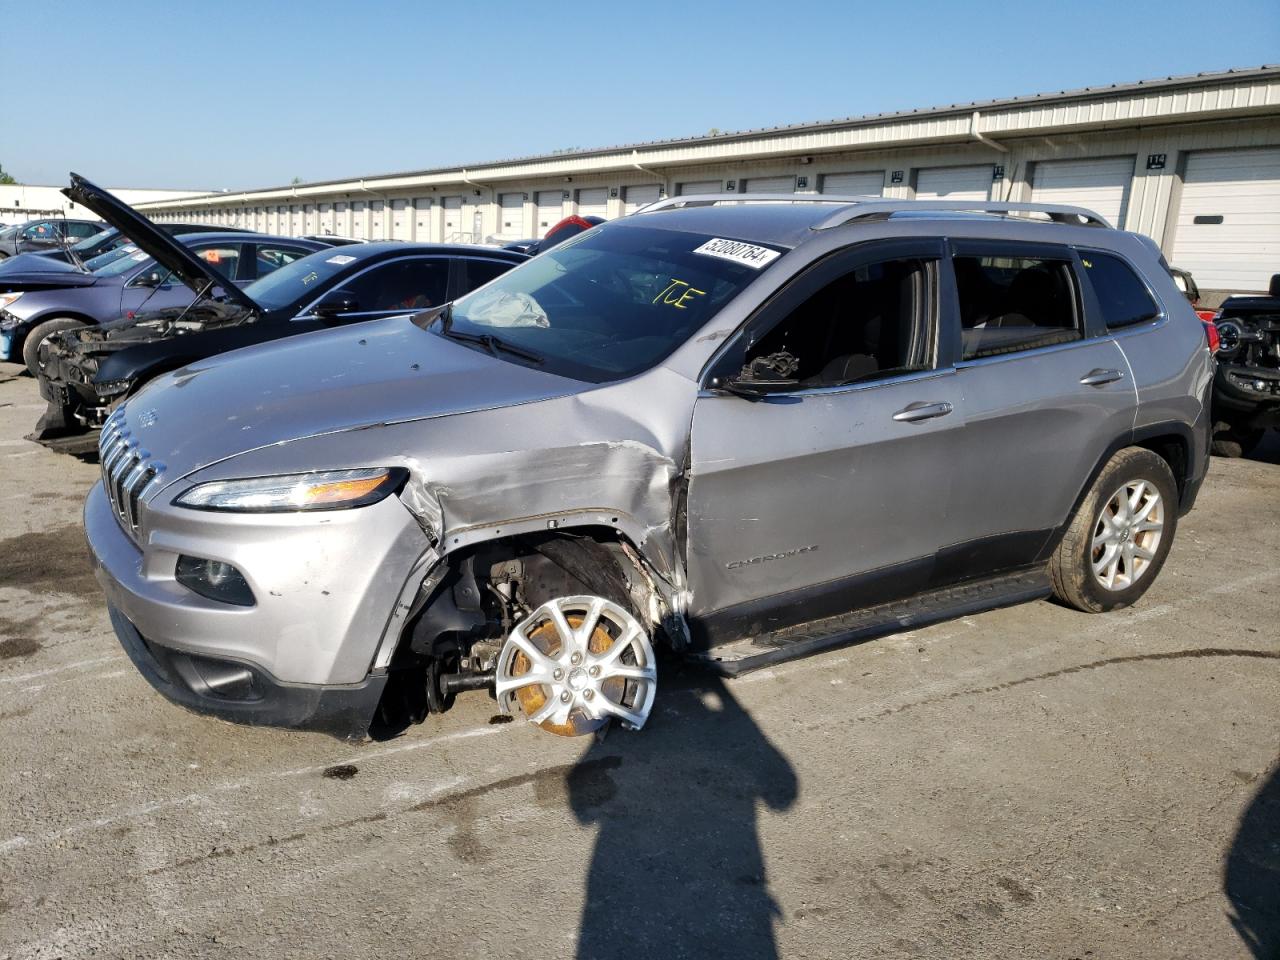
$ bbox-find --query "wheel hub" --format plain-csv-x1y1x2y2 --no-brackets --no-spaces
494,595,658,737
1091,480,1164,592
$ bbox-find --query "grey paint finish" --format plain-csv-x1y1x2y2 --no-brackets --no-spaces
87,200,1211,700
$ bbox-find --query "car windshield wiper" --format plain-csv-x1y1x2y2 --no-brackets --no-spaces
439,325,544,365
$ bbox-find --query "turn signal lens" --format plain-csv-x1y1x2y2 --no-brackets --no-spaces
174,467,406,513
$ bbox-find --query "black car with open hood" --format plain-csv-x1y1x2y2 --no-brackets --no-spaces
1210,272,1280,457
34,177,529,446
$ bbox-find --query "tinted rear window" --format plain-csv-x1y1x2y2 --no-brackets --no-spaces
1081,252,1160,328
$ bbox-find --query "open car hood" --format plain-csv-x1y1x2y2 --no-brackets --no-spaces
62,173,258,313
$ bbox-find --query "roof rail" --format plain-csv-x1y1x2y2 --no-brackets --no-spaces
635,193,872,214
633,193,1112,229
813,199,1112,229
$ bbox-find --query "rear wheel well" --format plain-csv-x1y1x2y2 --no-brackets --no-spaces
1133,433,1188,499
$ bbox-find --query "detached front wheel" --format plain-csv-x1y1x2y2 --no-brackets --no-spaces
1049,448,1179,613
495,595,657,737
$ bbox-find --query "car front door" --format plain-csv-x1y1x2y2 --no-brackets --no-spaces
685,239,968,644
291,256,451,331
118,243,245,317
940,240,1138,581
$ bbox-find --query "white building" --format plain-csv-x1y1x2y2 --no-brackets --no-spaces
0,184,207,226
138,65,1280,297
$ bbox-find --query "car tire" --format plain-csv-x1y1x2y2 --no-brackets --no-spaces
1048,447,1179,614
21,317,84,377
1210,421,1264,458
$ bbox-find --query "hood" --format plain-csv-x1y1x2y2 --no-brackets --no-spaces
0,251,79,275
63,173,258,313
0,270,99,294
121,315,582,480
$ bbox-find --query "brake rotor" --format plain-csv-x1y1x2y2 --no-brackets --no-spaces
495,595,657,737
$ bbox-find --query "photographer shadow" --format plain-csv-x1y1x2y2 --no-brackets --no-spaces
1225,762,1280,959
568,672,798,960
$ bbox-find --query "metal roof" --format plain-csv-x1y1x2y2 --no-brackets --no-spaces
138,64,1280,208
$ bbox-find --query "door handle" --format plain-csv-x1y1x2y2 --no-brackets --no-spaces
892,400,954,423
1079,368,1124,386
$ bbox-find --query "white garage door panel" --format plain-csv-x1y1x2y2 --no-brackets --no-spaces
414,198,431,240
370,200,385,239
1031,156,1134,228
499,193,526,239
623,184,661,215
678,179,722,196
822,171,884,197
537,191,564,235
743,176,795,194
916,165,991,200
577,188,608,219
442,196,463,239
391,199,412,240
1172,147,1280,292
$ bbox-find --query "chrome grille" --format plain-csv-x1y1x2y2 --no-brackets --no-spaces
98,406,164,541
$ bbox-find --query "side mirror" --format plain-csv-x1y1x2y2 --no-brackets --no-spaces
314,288,361,320
134,269,167,288
715,373,799,398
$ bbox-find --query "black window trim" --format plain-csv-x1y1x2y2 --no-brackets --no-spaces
946,238,1091,365
701,237,949,392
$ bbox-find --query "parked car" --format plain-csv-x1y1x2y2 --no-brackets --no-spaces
1209,272,1280,456
0,222,250,276
502,215,605,256
82,195,1213,742
34,175,527,437
1,231,325,374
0,218,102,259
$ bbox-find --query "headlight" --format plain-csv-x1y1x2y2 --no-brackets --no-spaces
173,467,407,513
94,379,132,398
0,292,22,311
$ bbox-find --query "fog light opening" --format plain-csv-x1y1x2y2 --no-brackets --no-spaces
176,555,256,607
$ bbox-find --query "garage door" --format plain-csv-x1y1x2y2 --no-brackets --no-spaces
537,191,564,235
577,188,608,219
334,202,348,236
370,200,385,239
391,199,412,240
414,198,431,240
289,205,302,235
623,184,661,215
304,205,316,233
743,176,795,194
821,171,884,197
678,179,722,196
351,201,367,239
1031,156,1134,228
442,196,463,240
1171,147,1280,293
916,165,991,200
499,193,526,240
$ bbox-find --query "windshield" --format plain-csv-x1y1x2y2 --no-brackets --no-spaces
242,248,365,311
74,228,119,252
442,225,780,381
91,246,150,276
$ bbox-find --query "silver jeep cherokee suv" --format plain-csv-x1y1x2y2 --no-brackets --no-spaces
85,196,1214,740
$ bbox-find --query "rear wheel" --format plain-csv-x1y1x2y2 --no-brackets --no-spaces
22,316,85,377
1211,420,1264,458
1048,447,1178,613
495,595,657,737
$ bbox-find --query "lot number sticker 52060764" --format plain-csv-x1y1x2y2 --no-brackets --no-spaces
692,238,781,269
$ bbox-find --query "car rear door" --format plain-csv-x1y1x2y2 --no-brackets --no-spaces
685,239,968,642
940,239,1138,580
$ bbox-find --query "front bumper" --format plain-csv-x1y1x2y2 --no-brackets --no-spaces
1213,363,1280,428
85,478,433,737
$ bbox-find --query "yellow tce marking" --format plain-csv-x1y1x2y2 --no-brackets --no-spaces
654,279,707,309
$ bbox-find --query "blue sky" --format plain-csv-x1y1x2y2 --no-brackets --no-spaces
3,0,1277,191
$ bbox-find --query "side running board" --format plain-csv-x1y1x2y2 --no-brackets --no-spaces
685,568,1052,677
